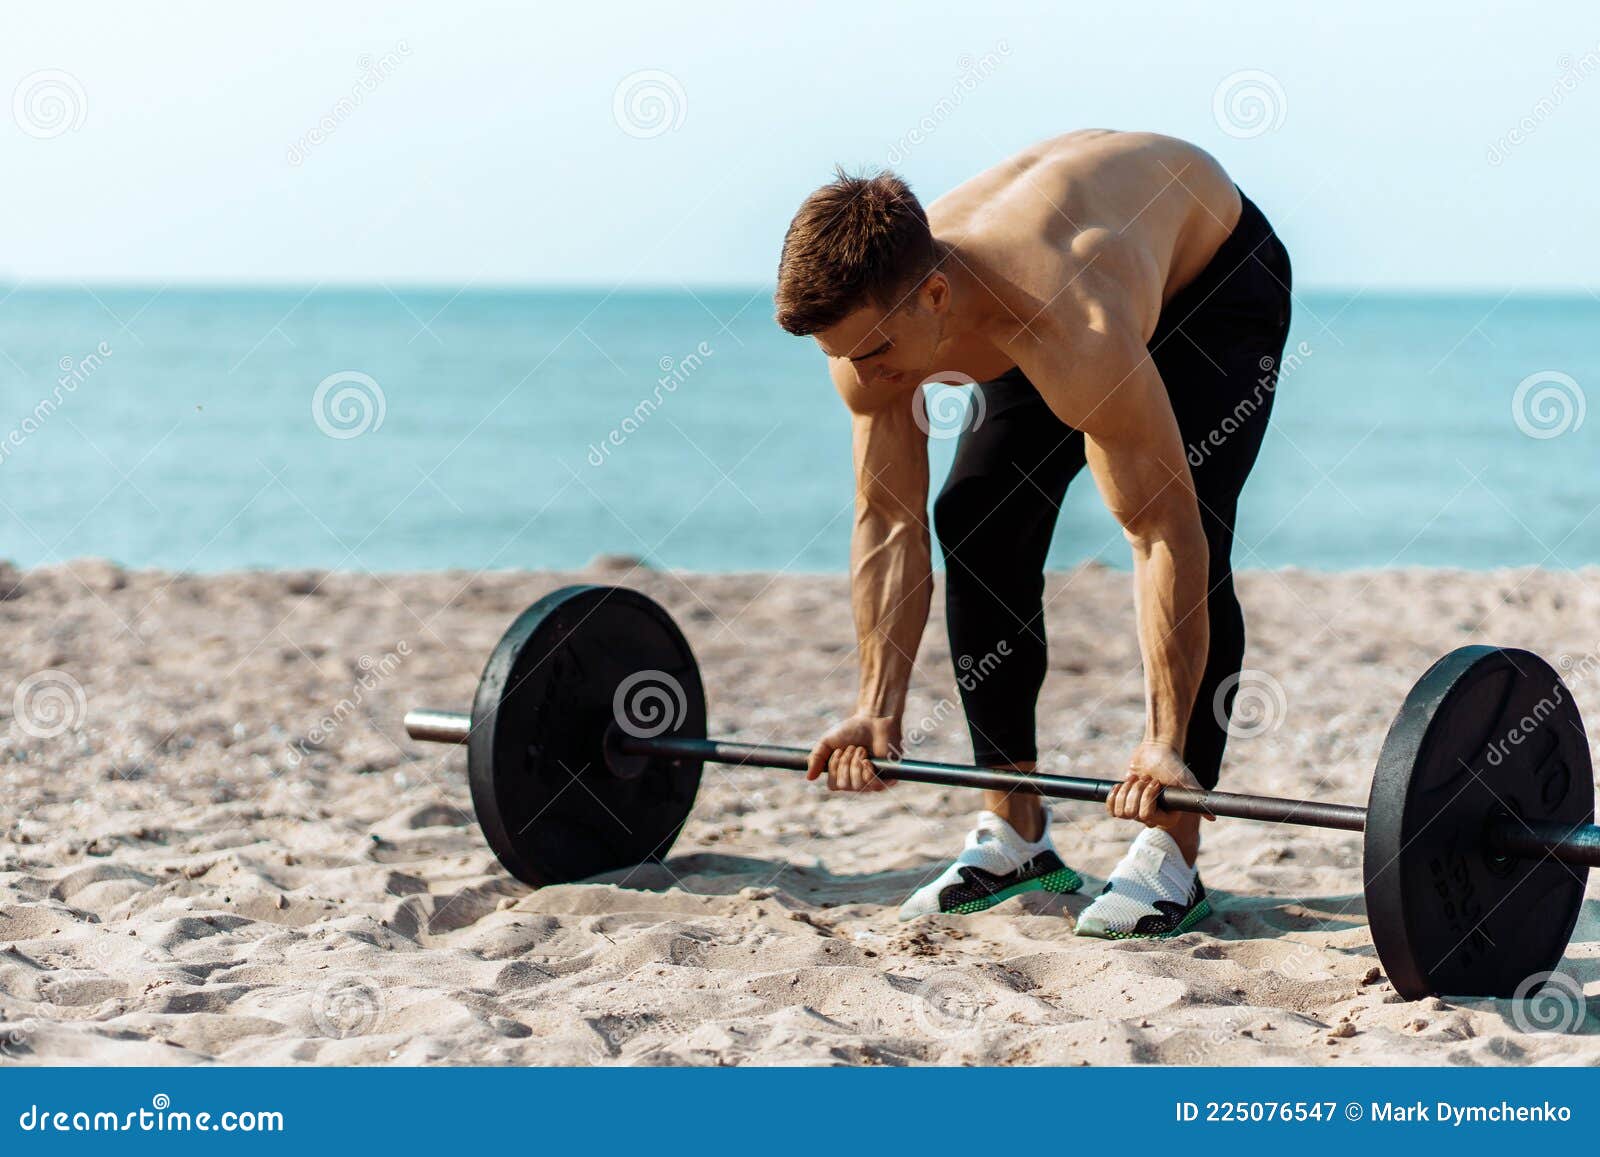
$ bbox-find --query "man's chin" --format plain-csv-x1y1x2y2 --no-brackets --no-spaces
917,368,981,388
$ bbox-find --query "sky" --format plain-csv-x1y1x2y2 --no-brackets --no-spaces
2,1,1598,291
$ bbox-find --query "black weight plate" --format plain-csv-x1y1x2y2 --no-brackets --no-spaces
467,585,705,886
1364,646,1592,999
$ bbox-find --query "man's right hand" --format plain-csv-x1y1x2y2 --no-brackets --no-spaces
805,714,902,792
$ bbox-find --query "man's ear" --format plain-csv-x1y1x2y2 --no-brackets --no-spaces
921,272,951,315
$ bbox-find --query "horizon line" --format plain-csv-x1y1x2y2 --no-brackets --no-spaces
1,279,1597,300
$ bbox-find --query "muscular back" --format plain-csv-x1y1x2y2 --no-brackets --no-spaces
929,131,1241,355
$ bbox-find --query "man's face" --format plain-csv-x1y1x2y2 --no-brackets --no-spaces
815,276,947,393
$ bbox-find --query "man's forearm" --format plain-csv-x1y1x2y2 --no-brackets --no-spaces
851,512,932,717
1128,516,1211,751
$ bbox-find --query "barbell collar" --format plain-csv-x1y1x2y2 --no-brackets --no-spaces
404,708,470,745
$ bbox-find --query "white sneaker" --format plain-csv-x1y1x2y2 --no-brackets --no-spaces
897,810,1081,921
1074,827,1210,939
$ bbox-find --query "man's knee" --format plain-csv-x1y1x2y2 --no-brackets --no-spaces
1203,570,1245,666
936,473,1034,574
932,475,988,558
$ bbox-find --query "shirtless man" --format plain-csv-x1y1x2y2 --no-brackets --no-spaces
774,130,1292,937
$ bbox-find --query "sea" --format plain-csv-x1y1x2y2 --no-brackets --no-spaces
0,285,1595,574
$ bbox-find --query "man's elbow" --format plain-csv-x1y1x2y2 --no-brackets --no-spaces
855,489,928,533
854,506,931,561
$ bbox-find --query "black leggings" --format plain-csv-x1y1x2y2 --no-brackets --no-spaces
932,191,1292,790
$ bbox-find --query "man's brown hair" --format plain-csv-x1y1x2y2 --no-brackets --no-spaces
774,168,937,336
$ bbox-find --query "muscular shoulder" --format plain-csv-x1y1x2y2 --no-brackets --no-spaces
1009,270,1162,434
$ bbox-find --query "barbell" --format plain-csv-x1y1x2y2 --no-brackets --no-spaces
403,584,1597,1001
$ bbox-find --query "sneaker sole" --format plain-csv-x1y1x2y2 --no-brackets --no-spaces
943,866,1083,915
1078,896,1213,940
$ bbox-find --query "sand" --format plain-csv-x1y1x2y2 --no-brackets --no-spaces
2,559,1599,1066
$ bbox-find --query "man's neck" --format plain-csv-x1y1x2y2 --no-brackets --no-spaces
930,240,1016,375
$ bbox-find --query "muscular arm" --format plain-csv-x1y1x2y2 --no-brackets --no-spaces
1085,376,1210,754
1032,317,1211,758
838,365,932,717
802,362,933,792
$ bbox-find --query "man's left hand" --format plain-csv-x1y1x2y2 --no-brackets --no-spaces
1106,742,1214,830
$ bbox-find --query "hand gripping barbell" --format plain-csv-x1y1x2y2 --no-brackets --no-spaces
403,585,1597,1001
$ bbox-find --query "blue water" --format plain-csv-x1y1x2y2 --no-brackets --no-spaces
0,286,1595,572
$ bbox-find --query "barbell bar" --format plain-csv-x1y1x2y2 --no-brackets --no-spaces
403,709,1600,867
402,584,1597,1001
